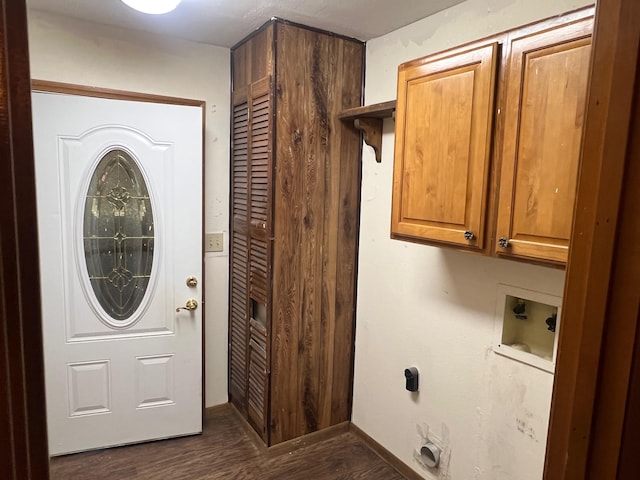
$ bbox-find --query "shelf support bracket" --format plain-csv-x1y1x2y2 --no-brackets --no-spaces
354,118,383,163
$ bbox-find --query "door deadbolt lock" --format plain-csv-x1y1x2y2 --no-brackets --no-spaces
176,299,198,312
186,276,198,287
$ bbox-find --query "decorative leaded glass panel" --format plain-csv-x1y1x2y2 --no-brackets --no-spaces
83,149,154,321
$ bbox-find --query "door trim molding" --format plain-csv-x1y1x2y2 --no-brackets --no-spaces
31,80,205,107
544,0,640,478
1,2,50,478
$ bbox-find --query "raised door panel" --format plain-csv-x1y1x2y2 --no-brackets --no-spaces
231,24,274,92
392,43,498,249
496,16,593,263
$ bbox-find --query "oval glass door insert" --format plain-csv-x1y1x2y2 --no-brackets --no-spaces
83,149,154,322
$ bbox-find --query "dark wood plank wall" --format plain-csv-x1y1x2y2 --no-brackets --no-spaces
586,42,640,477
331,38,364,425
544,0,640,478
231,20,364,446
0,1,50,478
270,23,363,444
232,25,274,88
270,22,305,444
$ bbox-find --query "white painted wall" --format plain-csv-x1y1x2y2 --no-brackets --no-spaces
353,0,592,479
27,10,230,407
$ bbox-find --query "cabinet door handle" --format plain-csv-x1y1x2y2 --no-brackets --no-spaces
498,237,510,249
464,230,475,241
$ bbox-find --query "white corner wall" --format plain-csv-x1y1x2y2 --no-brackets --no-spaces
27,10,230,407
353,0,592,479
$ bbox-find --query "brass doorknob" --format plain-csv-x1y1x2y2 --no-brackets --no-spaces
176,299,198,312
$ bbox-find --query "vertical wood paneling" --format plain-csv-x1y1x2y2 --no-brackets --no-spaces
319,36,342,429
330,38,363,425
299,28,328,435
271,22,364,444
0,0,50,477
272,23,304,442
232,43,248,91
543,2,639,478
586,90,640,476
232,19,363,446
250,27,273,84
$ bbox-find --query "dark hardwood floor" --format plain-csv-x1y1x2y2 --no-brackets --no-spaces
49,405,408,479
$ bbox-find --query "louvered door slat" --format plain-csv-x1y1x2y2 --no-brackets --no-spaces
250,91,271,228
233,102,249,221
231,74,273,441
250,238,268,304
248,86,271,306
230,100,250,410
229,230,248,406
247,317,268,437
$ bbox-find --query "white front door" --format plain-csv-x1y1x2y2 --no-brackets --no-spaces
32,91,203,456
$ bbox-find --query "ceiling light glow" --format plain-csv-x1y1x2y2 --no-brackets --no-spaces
121,0,182,15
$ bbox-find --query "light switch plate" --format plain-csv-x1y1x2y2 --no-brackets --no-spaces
205,232,224,252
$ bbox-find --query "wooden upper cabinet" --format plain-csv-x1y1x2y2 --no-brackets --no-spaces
392,43,498,249
496,15,593,264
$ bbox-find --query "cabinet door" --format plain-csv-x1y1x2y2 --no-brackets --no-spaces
496,16,593,264
392,43,498,249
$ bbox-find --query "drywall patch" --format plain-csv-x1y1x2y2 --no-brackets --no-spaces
415,423,452,479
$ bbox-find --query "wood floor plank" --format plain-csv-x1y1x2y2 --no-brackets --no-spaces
49,405,408,479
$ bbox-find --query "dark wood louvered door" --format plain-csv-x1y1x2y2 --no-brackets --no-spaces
246,76,272,439
229,75,273,441
229,88,249,414
230,20,363,447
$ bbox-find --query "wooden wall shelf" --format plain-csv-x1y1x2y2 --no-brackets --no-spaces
339,100,396,162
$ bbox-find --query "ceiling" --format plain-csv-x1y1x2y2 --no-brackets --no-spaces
26,0,465,47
